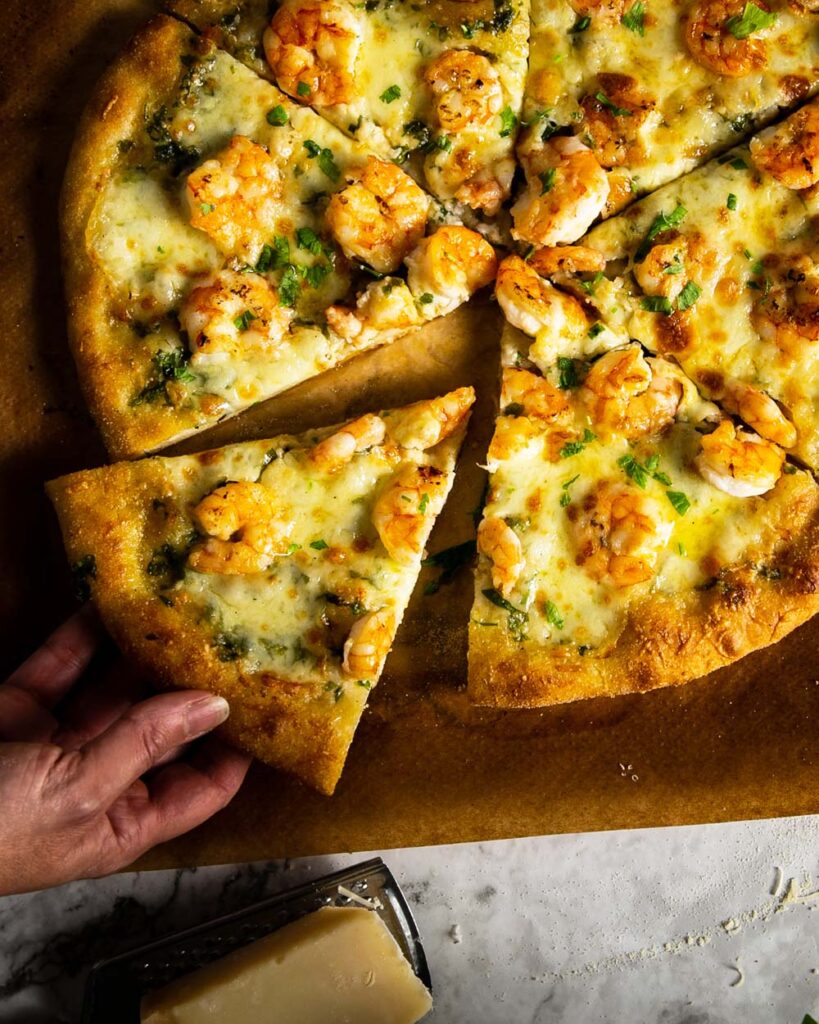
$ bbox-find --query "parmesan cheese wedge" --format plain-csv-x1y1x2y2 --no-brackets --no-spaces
140,907,432,1024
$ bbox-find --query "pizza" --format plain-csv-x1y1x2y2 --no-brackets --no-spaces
169,0,531,219
47,2,819,783
520,98,819,470
513,0,819,245
47,389,474,793
469,328,819,706
62,14,496,458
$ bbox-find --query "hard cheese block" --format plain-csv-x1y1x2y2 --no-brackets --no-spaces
140,906,432,1024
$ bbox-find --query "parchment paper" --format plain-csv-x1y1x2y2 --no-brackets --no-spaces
2,0,818,869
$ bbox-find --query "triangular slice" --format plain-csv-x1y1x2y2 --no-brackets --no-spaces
167,0,530,218
468,327,819,707
512,0,819,244
47,387,474,794
63,16,496,457
524,98,819,470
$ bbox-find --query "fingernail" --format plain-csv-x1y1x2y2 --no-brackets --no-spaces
185,695,230,739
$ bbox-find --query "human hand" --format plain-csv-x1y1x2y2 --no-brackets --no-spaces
0,608,251,895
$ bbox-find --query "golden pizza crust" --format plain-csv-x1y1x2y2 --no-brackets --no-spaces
469,471,819,708
60,15,215,459
47,414,469,794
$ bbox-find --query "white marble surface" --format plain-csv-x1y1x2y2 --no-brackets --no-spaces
2,816,819,1022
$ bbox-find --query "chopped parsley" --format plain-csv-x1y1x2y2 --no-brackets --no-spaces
557,356,583,390
256,236,290,273
666,490,691,516
310,539,329,550
560,474,579,508
544,600,565,630
570,14,591,32
482,587,528,641
303,140,340,180
277,264,302,307
380,84,402,104
296,226,324,255
559,429,596,458
499,106,518,137
419,493,430,513
594,91,632,117
233,309,257,332
640,295,673,315
676,280,702,311
133,349,196,406
266,105,289,126
635,203,688,262
618,452,672,489
588,322,605,339
580,270,605,295
70,555,97,602
418,292,434,305
539,167,557,194
296,81,311,97
726,192,738,210
725,2,777,40
199,202,215,215
213,632,250,662
730,112,752,134
620,1,645,35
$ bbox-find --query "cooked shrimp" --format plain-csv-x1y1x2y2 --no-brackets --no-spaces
579,73,657,169
342,607,396,678
188,482,293,575
385,387,475,449
528,245,606,277
310,414,386,472
501,368,570,423
696,420,785,496
633,239,690,301
187,136,281,262
326,278,420,344
580,347,683,439
685,0,774,78
263,0,362,106
487,416,545,464
180,269,294,368
424,50,504,132
326,157,429,274
567,481,672,587
455,165,513,216
750,101,819,189
698,375,797,447
372,463,448,564
495,255,613,365
512,136,609,247
477,516,525,598
405,226,498,318
751,252,819,355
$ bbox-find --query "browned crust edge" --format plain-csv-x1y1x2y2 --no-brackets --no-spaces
59,15,210,459
468,477,819,708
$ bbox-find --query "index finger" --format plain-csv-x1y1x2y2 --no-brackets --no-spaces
1,606,104,712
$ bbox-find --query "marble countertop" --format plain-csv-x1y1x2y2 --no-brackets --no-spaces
3,816,819,1023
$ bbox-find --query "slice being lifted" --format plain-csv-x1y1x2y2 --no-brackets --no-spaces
62,15,495,457
169,0,530,218
468,327,819,707
513,0,819,245
532,98,819,469
47,388,475,794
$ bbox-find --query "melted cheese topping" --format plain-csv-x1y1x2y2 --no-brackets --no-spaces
475,362,806,651
573,142,819,467
147,427,457,693
524,0,819,208
89,47,437,434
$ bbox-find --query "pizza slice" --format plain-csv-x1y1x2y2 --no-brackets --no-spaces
47,387,474,794
167,0,530,218
468,327,819,707
512,0,819,246
523,98,819,470
63,15,496,457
